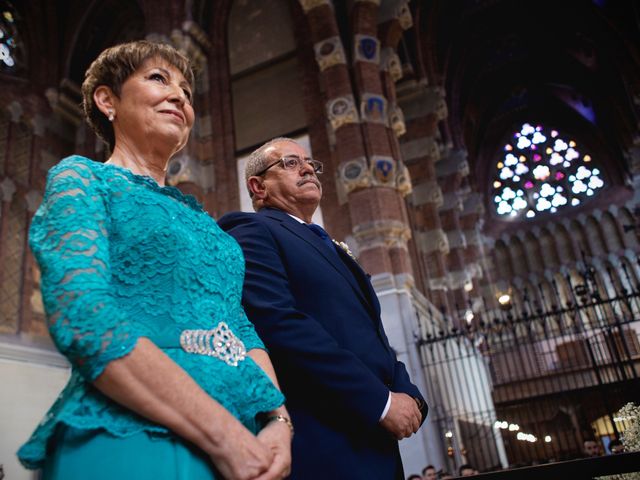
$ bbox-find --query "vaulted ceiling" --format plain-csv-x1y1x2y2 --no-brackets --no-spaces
415,0,640,214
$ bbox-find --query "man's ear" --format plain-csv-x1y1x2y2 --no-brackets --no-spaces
247,176,267,200
93,85,116,118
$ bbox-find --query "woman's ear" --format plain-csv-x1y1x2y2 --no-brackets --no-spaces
93,86,116,118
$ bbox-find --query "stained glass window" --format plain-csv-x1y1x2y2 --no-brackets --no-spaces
0,5,18,71
492,123,604,219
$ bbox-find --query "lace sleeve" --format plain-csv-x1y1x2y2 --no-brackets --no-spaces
235,308,266,352
29,159,139,381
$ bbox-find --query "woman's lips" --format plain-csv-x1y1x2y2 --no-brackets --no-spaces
159,110,185,123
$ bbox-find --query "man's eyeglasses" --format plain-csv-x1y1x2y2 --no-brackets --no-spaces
255,155,323,176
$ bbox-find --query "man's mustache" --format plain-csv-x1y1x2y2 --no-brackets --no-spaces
297,175,321,189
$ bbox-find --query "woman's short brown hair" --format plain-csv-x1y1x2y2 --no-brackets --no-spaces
81,40,195,150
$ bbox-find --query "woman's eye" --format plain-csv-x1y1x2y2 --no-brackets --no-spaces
182,89,192,101
149,73,166,83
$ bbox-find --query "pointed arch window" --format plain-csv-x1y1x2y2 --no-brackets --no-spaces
0,4,21,72
492,123,604,219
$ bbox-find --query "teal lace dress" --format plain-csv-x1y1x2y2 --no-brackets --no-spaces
17,155,285,469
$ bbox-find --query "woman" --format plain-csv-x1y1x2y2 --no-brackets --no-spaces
17,41,291,480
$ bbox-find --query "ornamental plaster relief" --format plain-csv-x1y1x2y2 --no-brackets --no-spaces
166,154,214,191
168,25,209,73
435,150,469,178
24,190,43,213
6,100,23,123
378,0,411,28
195,114,213,139
314,36,346,71
326,95,359,131
410,180,443,208
40,150,58,172
370,156,396,186
467,262,484,279
462,193,484,216
446,229,467,250
400,136,440,164
353,34,380,64
352,219,411,252
439,191,463,212
415,229,449,255
396,1,413,29
428,276,449,291
395,162,412,196
381,48,402,82
336,157,371,200
389,103,406,137
447,269,471,290
360,93,388,125
30,115,46,137
463,229,483,247
298,0,332,13
45,80,83,127
0,177,16,202
399,86,447,121
336,156,411,198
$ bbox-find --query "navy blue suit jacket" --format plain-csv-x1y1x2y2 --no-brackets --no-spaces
218,208,426,479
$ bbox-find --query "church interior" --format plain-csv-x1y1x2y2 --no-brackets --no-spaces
1,0,639,478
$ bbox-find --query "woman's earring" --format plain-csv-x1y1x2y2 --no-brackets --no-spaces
107,110,115,122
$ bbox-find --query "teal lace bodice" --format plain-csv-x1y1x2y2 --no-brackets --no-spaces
18,156,284,469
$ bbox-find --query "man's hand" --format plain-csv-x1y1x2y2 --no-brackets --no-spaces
254,420,293,480
380,392,421,440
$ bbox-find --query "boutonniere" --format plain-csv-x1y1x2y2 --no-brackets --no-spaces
332,239,357,262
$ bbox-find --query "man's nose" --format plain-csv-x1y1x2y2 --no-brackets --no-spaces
299,159,315,175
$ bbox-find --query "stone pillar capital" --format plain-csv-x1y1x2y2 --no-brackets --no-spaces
25,190,43,212
7,101,23,123
299,0,333,13
353,219,411,252
415,229,449,255
0,177,17,202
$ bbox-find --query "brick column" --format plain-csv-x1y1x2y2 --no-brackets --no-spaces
399,84,451,312
436,148,470,319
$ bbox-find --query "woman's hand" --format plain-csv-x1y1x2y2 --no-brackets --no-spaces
209,416,275,480
253,419,292,480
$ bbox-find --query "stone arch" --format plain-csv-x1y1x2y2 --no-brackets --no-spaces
553,271,573,308
539,227,560,269
536,277,557,311
619,207,639,250
493,239,512,280
584,215,607,257
570,219,591,258
524,231,543,273
600,211,624,253
555,223,576,264
509,236,528,278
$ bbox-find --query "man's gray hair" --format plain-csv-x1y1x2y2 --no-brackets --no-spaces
244,137,299,195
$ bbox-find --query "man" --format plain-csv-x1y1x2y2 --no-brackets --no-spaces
459,464,476,476
219,138,427,479
422,464,437,480
583,439,601,457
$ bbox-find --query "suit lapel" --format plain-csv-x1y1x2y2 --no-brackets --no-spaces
261,208,376,316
